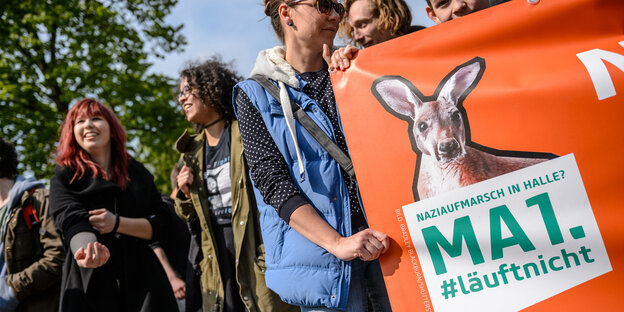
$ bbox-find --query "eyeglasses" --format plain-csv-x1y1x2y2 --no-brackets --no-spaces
178,84,195,100
287,0,345,20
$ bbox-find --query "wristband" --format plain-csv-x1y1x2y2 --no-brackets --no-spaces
112,214,120,235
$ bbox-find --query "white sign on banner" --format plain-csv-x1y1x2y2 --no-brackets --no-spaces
403,154,612,312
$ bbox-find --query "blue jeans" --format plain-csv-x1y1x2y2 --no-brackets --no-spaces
300,259,392,312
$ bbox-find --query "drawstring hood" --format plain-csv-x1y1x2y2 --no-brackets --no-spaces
250,47,306,181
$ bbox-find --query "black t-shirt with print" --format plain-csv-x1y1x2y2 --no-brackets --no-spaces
204,123,233,226
203,122,245,312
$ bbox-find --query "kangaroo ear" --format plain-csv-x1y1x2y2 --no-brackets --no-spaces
374,79,422,119
439,61,481,106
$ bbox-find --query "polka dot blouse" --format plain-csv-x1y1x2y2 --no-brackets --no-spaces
235,69,367,232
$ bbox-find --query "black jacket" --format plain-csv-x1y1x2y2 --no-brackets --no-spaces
49,158,178,312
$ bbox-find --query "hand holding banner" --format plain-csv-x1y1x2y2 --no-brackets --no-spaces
331,0,624,310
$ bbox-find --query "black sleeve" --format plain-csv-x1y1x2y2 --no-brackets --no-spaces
49,166,98,244
235,88,309,223
148,195,175,249
131,160,171,244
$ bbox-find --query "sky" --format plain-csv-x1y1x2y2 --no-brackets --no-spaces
150,0,436,79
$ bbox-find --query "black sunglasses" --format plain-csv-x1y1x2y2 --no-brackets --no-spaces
287,0,345,20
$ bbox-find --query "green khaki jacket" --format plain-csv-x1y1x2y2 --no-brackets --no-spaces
175,120,297,312
4,188,65,312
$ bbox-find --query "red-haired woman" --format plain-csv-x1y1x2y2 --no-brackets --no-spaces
49,98,178,311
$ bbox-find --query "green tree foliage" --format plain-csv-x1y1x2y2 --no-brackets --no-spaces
0,0,188,192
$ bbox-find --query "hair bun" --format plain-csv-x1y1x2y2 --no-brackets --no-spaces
264,0,272,16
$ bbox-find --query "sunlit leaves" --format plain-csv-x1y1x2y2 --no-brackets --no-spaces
0,0,187,191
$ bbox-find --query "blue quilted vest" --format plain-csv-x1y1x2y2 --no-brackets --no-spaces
233,76,355,309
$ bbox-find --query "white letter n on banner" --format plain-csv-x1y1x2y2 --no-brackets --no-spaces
577,41,624,100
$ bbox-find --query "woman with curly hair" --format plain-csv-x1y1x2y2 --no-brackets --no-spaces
49,98,177,311
175,57,296,312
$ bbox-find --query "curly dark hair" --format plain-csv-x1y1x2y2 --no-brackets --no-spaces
0,137,19,179
179,56,243,132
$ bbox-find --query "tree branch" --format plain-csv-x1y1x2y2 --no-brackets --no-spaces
22,23,48,74
46,23,66,112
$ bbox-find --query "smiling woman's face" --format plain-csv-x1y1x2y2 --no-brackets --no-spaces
73,114,111,158
178,77,215,125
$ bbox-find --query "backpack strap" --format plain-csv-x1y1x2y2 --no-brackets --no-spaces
22,188,41,232
249,75,355,179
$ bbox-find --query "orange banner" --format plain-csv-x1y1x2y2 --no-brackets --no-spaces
332,0,624,311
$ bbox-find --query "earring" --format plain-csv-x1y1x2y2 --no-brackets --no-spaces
288,21,293,26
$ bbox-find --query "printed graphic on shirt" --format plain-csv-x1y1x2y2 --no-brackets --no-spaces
204,161,232,225
204,125,232,226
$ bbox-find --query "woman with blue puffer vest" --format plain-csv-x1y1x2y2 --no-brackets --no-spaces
233,1,392,311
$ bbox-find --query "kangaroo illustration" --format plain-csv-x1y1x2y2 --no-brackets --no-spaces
372,58,556,200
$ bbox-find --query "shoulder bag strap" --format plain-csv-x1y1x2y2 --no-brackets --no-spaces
249,75,355,179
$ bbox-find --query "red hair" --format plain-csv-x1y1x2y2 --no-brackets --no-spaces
55,98,130,189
